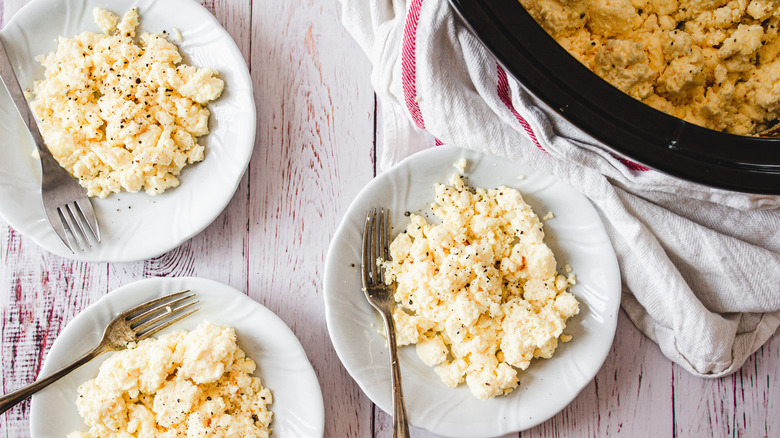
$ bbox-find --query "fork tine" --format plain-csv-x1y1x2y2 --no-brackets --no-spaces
58,206,85,251
65,203,91,248
44,205,73,253
383,208,391,269
127,293,197,325
362,210,373,288
74,198,100,243
136,306,200,341
377,209,385,285
375,208,384,285
121,290,192,319
372,208,380,283
132,299,199,333
384,209,392,257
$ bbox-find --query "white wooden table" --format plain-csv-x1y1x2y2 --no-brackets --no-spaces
1,0,778,437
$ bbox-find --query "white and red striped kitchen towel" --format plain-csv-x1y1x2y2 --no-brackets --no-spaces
340,0,780,377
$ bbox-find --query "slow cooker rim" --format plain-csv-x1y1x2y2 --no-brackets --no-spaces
449,0,780,194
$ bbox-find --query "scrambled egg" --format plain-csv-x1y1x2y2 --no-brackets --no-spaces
67,322,273,438
384,173,579,400
30,8,224,198
520,0,780,135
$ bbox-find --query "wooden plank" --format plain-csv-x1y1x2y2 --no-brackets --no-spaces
248,0,376,436
0,226,109,437
108,0,254,292
672,357,736,436
734,326,780,438
525,309,673,437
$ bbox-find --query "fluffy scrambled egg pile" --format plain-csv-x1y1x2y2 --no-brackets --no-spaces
68,322,273,438
520,0,780,135
30,8,224,198
384,174,579,400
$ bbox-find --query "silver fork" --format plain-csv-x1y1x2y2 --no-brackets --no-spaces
0,290,199,415
0,38,100,252
362,208,410,438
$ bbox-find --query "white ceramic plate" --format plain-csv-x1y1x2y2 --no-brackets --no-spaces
29,277,324,437
324,146,621,437
0,0,255,262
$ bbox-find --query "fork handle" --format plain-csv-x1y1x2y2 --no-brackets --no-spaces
0,39,77,183
382,312,410,438
0,344,107,415
0,39,51,159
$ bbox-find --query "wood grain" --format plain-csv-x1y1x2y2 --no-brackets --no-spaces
525,310,673,438
247,0,376,436
1,230,109,436
1,0,779,437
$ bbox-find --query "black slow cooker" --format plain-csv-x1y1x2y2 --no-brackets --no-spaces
449,0,780,194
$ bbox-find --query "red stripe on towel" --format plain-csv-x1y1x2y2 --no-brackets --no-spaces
497,64,648,171
400,0,444,146
401,0,426,130
496,64,545,152
618,157,650,171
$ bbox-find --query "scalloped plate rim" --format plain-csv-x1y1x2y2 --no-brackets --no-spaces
29,276,325,438
0,0,255,262
324,145,621,437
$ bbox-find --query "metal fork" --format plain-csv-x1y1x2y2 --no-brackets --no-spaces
0,38,100,252
362,208,410,438
0,290,199,415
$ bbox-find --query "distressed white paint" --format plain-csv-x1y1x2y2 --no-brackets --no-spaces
0,0,777,437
